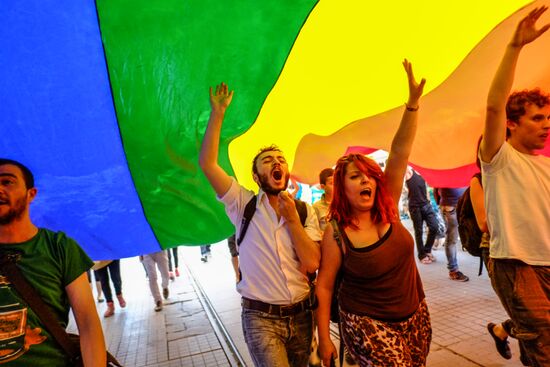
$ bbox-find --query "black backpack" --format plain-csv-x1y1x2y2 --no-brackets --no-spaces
456,173,485,274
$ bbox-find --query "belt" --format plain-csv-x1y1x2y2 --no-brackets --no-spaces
241,297,311,317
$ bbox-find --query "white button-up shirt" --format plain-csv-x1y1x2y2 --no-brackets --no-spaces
219,179,322,304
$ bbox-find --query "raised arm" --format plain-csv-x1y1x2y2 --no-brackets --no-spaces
481,6,550,162
198,82,235,196
385,59,426,204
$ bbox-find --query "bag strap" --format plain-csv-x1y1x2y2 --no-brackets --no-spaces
0,251,81,361
237,195,257,246
329,220,345,367
329,219,344,254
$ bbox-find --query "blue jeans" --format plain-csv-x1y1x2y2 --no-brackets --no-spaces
241,308,313,367
96,260,122,302
488,259,550,367
200,245,211,256
440,205,458,271
409,203,439,260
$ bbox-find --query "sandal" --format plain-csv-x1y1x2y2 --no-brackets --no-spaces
420,256,432,264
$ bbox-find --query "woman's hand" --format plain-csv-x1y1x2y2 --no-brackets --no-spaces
403,59,425,107
319,338,338,367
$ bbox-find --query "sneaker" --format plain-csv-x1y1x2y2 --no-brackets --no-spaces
169,271,175,281
201,255,208,263
104,302,115,318
154,300,163,312
487,323,512,359
163,288,169,299
116,294,126,308
175,268,180,277
449,270,469,282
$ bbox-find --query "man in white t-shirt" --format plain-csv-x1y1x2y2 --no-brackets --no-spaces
199,82,322,366
480,7,550,367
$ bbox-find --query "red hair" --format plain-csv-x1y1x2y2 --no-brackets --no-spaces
329,154,398,229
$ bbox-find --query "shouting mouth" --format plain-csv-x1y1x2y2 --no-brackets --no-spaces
272,169,283,181
360,188,372,198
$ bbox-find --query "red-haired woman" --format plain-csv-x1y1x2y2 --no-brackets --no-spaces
316,60,431,367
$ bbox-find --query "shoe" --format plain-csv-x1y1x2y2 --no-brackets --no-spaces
154,300,163,312
201,255,208,263
487,323,512,359
449,270,469,282
175,268,180,277
420,256,432,264
104,302,115,318
116,294,126,308
169,271,175,281
97,297,104,303
163,288,169,299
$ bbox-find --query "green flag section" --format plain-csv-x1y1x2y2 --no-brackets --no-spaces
96,0,318,247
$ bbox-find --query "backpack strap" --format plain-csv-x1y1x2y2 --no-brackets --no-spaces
294,199,308,227
237,195,257,246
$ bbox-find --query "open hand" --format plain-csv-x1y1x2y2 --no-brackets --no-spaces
209,82,234,113
403,59,426,105
511,6,550,47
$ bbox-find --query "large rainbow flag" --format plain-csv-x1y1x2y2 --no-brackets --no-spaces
2,0,549,259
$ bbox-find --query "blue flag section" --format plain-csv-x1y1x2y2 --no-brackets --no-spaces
0,1,160,259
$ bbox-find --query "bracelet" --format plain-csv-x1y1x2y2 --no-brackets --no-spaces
405,103,419,111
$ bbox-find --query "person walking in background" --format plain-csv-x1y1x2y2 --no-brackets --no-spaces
312,168,334,232
405,167,439,264
480,7,550,366
167,246,180,279
95,259,126,318
141,250,171,312
434,187,469,282
200,244,211,263
87,269,104,303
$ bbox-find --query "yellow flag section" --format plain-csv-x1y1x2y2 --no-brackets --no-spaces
230,0,538,189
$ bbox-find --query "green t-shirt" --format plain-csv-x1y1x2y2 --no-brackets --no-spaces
0,229,93,366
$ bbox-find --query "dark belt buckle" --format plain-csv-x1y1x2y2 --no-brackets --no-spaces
278,304,294,317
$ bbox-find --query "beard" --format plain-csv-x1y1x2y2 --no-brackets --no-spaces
257,172,290,195
0,196,27,225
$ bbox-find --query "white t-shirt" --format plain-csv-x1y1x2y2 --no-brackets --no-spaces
481,142,550,265
218,179,322,304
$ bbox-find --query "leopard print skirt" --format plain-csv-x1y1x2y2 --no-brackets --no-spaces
339,299,432,367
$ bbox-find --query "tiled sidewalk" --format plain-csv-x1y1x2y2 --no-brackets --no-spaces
68,256,235,366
